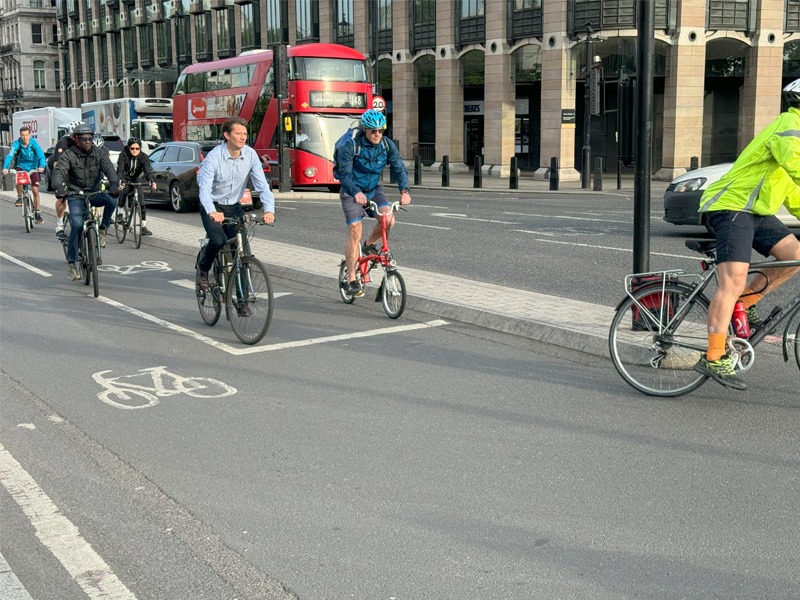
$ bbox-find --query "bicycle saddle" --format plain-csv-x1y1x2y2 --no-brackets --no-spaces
685,240,717,256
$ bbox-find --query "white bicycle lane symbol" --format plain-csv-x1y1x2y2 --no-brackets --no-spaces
92,366,237,410
98,261,172,275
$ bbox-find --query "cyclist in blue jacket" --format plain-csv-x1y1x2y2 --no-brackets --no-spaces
2,126,46,222
334,109,411,297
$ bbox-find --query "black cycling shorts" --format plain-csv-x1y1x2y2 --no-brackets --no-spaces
707,210,792,263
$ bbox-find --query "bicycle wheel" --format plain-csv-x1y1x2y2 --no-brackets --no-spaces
609,282,715,397
86,227,100,297
23,193,32,233
196,250,221,326
61,212,70,259
115,203,128,243
132,198,142,249
338,260,355,303
226,257,273,345
177,377,237,398
380,269,406,319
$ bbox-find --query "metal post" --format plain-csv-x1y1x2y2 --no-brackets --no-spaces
689,156,699,171
414,154,421,186
549,157,559,191
442,155,450,187
473,155,482,188
509,156,518,189
593,156,603,191
617,157,623,190
581,27,594,189
633,0,655,274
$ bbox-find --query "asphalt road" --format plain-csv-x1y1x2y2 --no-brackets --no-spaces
1,198,799,600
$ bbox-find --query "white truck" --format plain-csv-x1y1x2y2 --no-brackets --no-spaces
11,107,81,152
81,98,173,154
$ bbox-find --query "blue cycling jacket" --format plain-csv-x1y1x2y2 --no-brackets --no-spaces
334,130,410,199
3,138,46,172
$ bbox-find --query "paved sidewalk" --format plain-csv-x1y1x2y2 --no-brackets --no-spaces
1,185,619,358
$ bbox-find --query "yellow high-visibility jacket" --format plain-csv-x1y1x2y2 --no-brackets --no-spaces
700,106,800,220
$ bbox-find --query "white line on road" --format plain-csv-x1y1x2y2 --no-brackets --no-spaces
400,222,451,230
512,234,701,260
0,551,34,600
503,211,629,224
0,251,52,277
97,295,448,355
430,212,520,225
0,442,137,599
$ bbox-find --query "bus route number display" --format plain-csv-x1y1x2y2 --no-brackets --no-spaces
308,91,367,109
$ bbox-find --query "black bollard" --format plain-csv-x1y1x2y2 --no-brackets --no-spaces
414,154,421,186
473,155,482,188
549,157,559,191
509,156,518,189
593,156,603,191
689,156,699,171
617,158,623,190
442,155,450,187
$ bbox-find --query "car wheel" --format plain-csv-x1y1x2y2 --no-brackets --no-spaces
170,181,189,213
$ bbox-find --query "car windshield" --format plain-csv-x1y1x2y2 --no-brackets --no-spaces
140,121,173,145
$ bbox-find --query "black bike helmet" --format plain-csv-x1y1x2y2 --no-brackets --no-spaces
783,78,800,108
72,123,95,137
126,137,142,147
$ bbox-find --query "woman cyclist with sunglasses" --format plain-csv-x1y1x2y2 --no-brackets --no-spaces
116,137,157,235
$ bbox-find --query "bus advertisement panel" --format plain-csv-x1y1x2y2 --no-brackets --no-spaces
173,43,373,188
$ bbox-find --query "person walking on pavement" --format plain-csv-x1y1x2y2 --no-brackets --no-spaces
116,137,157,236
195,117,275,292
694,78,800,390
51,124,120,281
334,109,411,297
2,126,46,222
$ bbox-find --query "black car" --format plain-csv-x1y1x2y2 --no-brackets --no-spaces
146,141,276,213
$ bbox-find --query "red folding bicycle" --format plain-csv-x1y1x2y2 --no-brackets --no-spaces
338,200,407,319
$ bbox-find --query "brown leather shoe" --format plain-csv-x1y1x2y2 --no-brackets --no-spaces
196,267,210,292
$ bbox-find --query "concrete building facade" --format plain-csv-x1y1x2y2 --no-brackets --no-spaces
43,0,800,180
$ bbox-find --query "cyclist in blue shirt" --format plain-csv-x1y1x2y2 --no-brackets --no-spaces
334,109,411,297
2,126,46,222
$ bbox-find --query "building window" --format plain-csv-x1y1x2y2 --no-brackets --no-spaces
377,0,392,53
461,0,484,17
52,23,58,43
54,59,61,89
194,12,212,61
335,0,354,47
264,0,286,44
156,21,172,67
34,60,46,89
139,23,154,68
412,0,435,50
175,16,192,66
296,0,319,43
216,7,236,58
241,3,261,51
32,24,44,44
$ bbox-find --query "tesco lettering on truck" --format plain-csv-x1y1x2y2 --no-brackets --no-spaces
80,97,174,154
11,107,81,151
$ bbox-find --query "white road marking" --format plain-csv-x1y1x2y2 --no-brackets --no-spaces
400,222,450,230
0,442,137,599
430,212,520,225
168,278,292,298
0,551,34,600
503,211,629,224
0,251,52,277
97,295,447,355
512,235,701,260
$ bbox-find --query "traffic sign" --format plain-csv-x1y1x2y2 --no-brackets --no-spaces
372,96,386,112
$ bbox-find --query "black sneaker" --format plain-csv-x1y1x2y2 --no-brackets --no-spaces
141,226,153,236
693,354,747,391
348,280,365,297
15,197,22,207
361,241,379,256
56,228,66,241
35,212,43,224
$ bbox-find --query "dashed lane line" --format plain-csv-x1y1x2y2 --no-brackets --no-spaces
0,251,52,277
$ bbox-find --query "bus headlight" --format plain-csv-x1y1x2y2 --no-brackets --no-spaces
303,166,317,178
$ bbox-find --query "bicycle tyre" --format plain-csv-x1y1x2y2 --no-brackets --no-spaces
61,211,70,259
115,203,128,243
86,226,100,298
381,269,406,319
23,193,32,233
132,197,142,249
226,257,273,345
196,249,221,326
609,282,715,397
338,260,355,304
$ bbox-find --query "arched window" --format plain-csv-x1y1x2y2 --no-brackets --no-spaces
33,60,46,89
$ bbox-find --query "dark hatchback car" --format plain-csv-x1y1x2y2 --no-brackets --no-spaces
145,141,276,213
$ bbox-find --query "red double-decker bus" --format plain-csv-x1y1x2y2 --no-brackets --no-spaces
173,43,373,188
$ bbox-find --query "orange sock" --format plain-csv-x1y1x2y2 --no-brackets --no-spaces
706,333,727,361
738,288,763,309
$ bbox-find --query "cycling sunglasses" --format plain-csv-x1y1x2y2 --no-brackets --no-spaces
77,135,94,142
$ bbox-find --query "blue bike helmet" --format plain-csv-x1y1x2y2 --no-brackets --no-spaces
361,109,387,130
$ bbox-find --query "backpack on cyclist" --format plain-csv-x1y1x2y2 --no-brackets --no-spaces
332,127,389,180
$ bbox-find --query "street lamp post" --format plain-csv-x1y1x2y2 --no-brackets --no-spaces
581,23,596,189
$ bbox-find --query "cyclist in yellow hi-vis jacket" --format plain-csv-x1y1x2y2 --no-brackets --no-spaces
695,79,800,390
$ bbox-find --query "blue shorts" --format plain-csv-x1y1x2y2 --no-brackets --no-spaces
707,211,792,263
340,185,390,225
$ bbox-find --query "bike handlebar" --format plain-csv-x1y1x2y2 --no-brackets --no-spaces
366,200,406,213
220,213,275,226
6,168,42,174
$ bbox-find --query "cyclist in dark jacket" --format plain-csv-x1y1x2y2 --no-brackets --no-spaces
51,124,119,281
116,137,157,235
49,121,82,238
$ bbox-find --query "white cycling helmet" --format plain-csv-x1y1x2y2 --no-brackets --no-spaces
783,78,800,107
66,120,85,134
